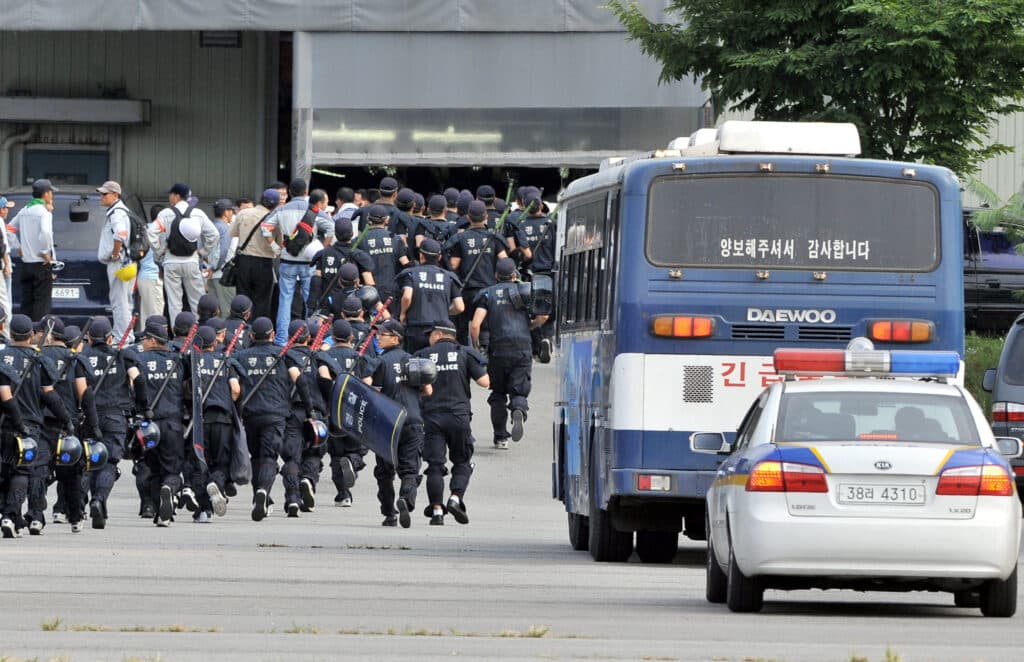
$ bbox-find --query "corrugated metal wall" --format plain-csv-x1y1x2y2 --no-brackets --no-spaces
967,112,1024,207
0,31,270,200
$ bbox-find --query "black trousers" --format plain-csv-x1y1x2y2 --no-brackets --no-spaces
235,255,276,320
82,410,127,506
144,418,184,506
193,418,233,512
456,288,480,346
423,412,474,508
30,425,83,526
245,415,285,495
374,422,424,516
328,431,366,493
19,262,53,321
282,412,306,506
487,351,532,439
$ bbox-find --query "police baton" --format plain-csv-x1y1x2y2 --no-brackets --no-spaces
184,322,247,437
287,315,334,400
238,324,307,410
356,297,392,357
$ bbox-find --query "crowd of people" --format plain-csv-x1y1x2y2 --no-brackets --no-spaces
0,174,557,535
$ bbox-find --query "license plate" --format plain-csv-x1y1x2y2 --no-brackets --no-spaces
52,287,80,299
837,484,926,505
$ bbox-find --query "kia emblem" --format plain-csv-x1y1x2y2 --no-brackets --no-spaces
874,460,892,471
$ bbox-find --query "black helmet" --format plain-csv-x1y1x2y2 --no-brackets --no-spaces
303,419,329,448
4,435,38,467
403,357,438,388
130,419,161,458
82,440,109,472
55,435,84,467
356,285,381,312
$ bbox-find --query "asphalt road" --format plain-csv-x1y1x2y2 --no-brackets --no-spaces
3,360,1024,662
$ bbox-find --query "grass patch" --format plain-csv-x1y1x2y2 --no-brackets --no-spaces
337,625,557,639
40,617,63,632
966,331,1003,412
283,624,322,635
344,544,411,551
67,623,111,632
119,625,221,633
850,650,902,662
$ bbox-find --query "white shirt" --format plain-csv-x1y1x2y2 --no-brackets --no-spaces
10,201,54,264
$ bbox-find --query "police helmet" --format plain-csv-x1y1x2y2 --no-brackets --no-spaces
356,285,381,312
131,419,161,456
82,440,109,472
4,435,38,467
404,357,438,388
55,435,84,467
303,419,329,449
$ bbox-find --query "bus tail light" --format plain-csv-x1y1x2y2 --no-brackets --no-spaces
937,465,1013,497
650,315,715,338
867,319,933,343
992,402,1024,422
745,461,828,493
637,474,671,492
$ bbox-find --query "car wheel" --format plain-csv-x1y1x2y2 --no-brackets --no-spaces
635,530,678,564
726,545,763,613
981,565,1017,617
953,590,980,608
706,527,727,604
568,512,589,551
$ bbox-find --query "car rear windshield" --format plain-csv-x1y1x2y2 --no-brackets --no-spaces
776,391,981,445
645,175,939,271
1001,330,1024,385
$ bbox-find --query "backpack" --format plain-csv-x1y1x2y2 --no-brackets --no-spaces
284,208,316,257
167,206,199,257
123,209,150,261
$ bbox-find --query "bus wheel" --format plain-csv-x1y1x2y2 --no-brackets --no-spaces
568,512,589,551
588,502,633,562
635,531,678,564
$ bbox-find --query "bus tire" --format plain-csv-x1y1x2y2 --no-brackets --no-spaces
635,531,678,564
588,500,633,562
568,512,589,551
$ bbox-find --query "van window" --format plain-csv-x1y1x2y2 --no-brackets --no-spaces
1002,331,1024,385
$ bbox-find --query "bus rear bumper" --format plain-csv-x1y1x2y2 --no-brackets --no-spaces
610,468,717,500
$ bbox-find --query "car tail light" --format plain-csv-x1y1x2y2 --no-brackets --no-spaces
746,461,828,493
650,315,714,338
867,319,933,343
992,402,1024,422
937,465,1014,497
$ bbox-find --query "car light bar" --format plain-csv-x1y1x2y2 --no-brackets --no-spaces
773,344,960,378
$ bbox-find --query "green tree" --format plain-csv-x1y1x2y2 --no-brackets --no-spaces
609,0,1024,174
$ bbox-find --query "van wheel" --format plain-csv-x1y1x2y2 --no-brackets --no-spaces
981,566,1017,617
706,529,727,604
568,512,589,551
635,531,678,564
726,546,763,613
953,590,980,608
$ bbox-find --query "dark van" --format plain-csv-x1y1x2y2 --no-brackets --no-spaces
964,210,1024,331
2,185,112,324
983,315,1024,498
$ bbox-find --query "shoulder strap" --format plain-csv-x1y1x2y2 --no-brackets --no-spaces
238,211,270,254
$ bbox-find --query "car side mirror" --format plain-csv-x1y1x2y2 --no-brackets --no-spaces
69,197,90,223
690,432,730,455
994,437,1023,459
982,368,996,393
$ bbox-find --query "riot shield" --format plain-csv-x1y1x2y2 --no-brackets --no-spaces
330,374,407,466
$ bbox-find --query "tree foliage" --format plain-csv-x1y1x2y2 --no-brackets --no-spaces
608,0,1024,174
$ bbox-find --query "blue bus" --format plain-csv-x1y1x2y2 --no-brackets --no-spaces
552,121,965,563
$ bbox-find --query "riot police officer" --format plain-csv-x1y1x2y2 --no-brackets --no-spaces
362,204,410,317
0,314,72,537
309,218,375,316
398,238,464,354
371,319,431,528
446,200,510,346
470,259,549,450
225,294,253,352
518,191,557,362
321,319,373,506
234,317,315,522
124,316,191,527
74,318,133,528
414,195,456,251
415,320,488,525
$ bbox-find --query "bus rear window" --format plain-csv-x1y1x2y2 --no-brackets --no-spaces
646,175,939,271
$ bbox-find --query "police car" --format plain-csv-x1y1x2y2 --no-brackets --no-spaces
692,339,1022,616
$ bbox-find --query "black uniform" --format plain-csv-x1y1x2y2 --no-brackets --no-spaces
397,264,462,353
322,343,373,499
446,227,509,345
309,243,375,313
282,344,333,509
224,317,251,351
31,344,81,528
416,340,487,513
371,346,426,517
363,226,409,316
127,348,189,512
235,341,296,498
192,349,241,511
75,342,133,515
519,213,557,352
474,282,534,442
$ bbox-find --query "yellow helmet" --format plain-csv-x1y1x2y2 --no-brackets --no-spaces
115,261,138,282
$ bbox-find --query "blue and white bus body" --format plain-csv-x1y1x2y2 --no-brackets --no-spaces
553,123,964,562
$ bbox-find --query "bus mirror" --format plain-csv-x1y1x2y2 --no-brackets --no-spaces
690,432,730,454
